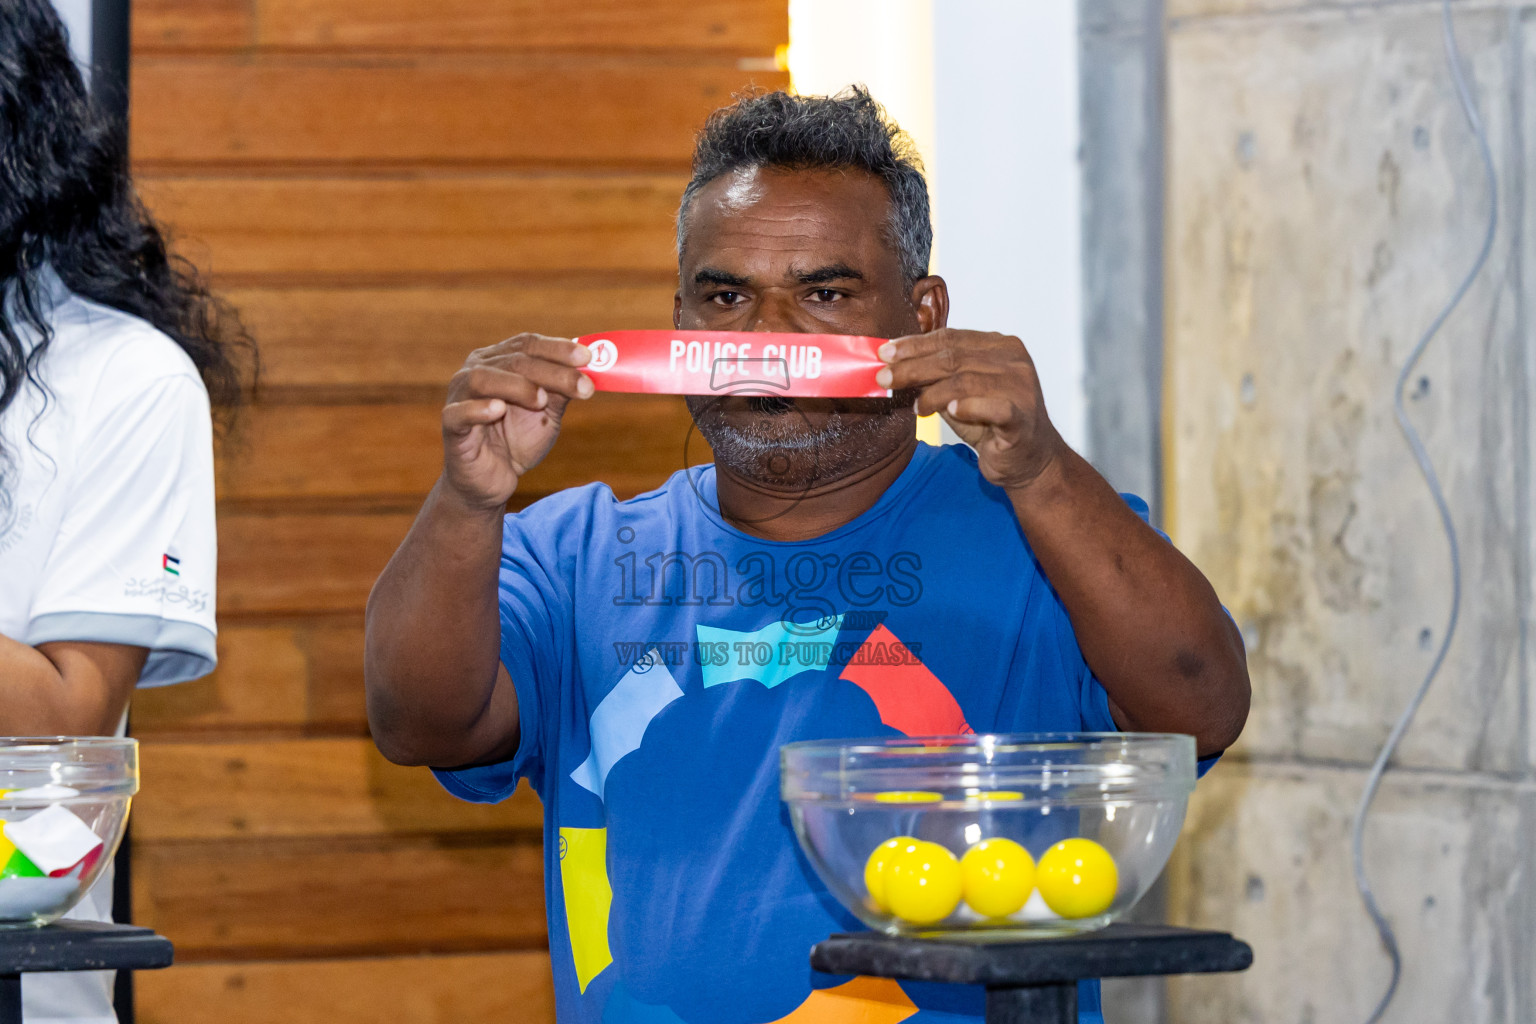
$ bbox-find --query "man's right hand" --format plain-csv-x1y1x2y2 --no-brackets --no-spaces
441,333,594,511
368,333,591,767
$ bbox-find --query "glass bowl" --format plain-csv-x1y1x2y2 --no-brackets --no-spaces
0,738,138,927
781,733,1194,939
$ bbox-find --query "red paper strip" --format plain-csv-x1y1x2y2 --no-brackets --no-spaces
574,330,890,398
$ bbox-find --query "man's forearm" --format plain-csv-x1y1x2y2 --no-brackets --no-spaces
1007,449,1250,756
364,477,514,766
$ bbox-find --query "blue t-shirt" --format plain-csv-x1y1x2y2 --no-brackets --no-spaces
438,442,1169,1024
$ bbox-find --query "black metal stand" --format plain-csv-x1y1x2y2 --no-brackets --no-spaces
0,922,173,1024
811,923,1252,1024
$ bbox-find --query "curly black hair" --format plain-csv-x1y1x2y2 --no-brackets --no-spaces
676,86,933,286
0,0,251,466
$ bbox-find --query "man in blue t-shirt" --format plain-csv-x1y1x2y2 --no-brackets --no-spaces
365,88,1249,1024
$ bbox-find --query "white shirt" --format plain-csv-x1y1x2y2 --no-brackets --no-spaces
1,267,218,1023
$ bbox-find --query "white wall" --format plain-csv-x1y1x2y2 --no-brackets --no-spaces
786,0,953,446
931,2,1086,454
786,0,937,191
787,1,1087,455
49,0,92,83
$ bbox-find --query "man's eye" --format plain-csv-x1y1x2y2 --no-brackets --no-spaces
808,289,841,302
709,291,745,306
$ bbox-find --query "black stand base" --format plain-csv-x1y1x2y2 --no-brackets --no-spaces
0,922,173,1024
987,984,1077,1024
811,923,1252,1024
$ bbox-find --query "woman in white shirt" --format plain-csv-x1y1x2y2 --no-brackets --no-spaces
1,2,252,1019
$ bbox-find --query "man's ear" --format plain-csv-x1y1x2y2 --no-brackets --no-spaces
673,289,682,329
910,275,949,333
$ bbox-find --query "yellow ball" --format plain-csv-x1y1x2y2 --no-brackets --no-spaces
870,791,942,804
960,838,1035,918
884,840,962,925
1035,838,1118,919
863,836,920,912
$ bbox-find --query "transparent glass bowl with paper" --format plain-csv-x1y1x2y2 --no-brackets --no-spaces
0,738,138,927
780,733,1195,938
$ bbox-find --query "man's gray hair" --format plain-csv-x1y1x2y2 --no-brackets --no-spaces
676,87,933,286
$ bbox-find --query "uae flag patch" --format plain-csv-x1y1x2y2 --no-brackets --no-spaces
162,553,181,576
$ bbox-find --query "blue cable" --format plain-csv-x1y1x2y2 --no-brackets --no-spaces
1349,3,1498,1022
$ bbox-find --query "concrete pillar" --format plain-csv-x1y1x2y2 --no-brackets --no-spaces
1080,0,1168,517
1161,2,1532,1020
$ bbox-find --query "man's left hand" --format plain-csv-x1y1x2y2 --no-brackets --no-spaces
877,329,1068,491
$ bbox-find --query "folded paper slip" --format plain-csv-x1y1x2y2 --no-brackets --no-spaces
575,330,890,398
3,805,102,877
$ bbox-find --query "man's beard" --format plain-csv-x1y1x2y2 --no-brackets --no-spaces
686,392,913,490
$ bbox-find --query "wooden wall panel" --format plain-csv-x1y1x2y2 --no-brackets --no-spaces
217,396,693,503
217,405,442,502
133,59,781,169
518,395,698,497
137,953,556,1024
136,836,546,960
133,0,782,56
139,176,684,281
299,623,373,728
132,0,252,52
132,626,310,733
217,513,410,615
254,0,784,54
134,739,541,841
134,622,368,736
221,284,675,389
130,0,787,1017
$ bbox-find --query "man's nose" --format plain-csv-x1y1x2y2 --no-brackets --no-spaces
750,291,813,333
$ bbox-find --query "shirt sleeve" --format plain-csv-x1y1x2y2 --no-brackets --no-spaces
433,509,573,804
24,373,218,687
